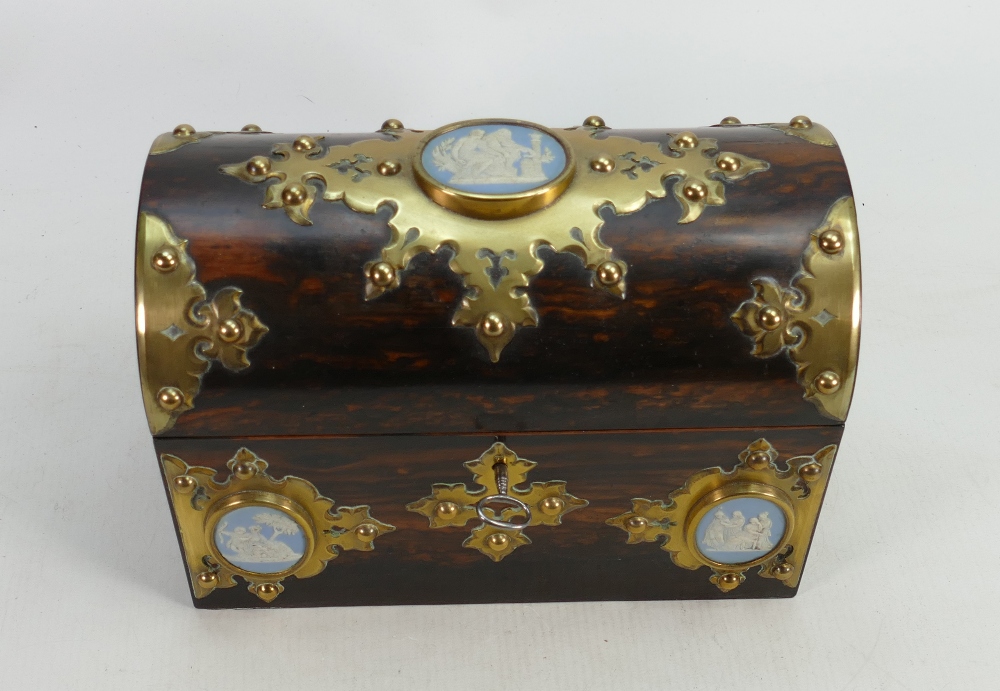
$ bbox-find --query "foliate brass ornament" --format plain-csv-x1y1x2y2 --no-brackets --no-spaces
761,116,837,147
136,213,269,434
406,442,587,561
162,448,395,602
149,124,270,155
607,439,837,592
220,119,769,361
731,196,860,421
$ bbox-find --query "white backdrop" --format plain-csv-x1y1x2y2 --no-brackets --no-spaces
1,1,996,689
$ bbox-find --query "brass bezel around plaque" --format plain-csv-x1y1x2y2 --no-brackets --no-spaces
607,439,837,592
162,448,395,602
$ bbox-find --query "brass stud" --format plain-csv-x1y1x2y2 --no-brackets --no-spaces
486,533,510,551
172,124,195,137
746,450,771,470
674,132,699,149
381,119,404,130
682,181,707,201
814,371,842,395
583,115,606,128
369,262,396,287
281,183,308,206
716,154,741,172
773,562,795,580
590,156,615,173
245,156,271,176
757,305,783,331
292,136,317,152
480,312,505,338
435,501,459,519
625,516,648,533
539,497,565,515
196,571,218,587
241,124,262,132
354,523,379,541
789,115,813,130
818,229,844,254
720,116,741,125
217,318,243,344
376,160,401,176
151,248,178,273
156,386,183,411
173,475,197,493
255,583,279,601
798,462,823,483
717,573,741,591
233,462,256,480
596,261,622,286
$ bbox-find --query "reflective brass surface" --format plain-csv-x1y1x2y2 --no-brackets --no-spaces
762,116,837,146
162,448,395,602
731,196,861,421
406,442,587,562
136,213,269,434
150,126,215,155
607,438,837,592
220,119,769,361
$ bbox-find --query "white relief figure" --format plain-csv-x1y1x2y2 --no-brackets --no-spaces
701,508,777,554
703,509,729,549
216,511,304,564
432,127,555,185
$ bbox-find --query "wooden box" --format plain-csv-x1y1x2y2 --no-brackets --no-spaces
136,116,860,608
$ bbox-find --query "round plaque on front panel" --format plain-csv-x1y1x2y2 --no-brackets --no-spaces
413,119,575,219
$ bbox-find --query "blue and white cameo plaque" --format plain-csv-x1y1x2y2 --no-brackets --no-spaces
213,505,307,574
421,123,568,195
695,497,786,565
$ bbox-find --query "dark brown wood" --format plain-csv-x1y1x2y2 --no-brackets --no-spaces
139,125,854,438
155,426,843,609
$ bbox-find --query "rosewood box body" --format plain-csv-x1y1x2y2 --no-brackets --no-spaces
136,116,860,608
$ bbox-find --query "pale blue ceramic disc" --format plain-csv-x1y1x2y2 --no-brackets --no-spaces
695,497,786,565
421,123,567,195
213,505,307,574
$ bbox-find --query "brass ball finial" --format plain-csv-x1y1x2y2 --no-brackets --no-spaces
798,462,823,483
246,156,271,177
217,319,243,343
720,116,741,125
376,160,401,176
156,386,183,411
151,248,178,273
369,262,396,287
818,229,844,254
173,124,195,137
480,312,506,338
486,533,511,551
241,124,263,132
716,154,741,172
255,583,279,600
814,371,842,395
354,523,379,541
281,183,308,206
773,562,795,580
435,501,459,519
789,115,813,130
757,305,783,331
381,119,404,130
596,261,622,286
539,497,565,515
590,156,615,173
683,181,707,201
746,450,771,470
717,573,741,591
196,571,218,587
233,462,256,479
173,475,197,493
625,516,648,533
583,115,606,128
292,135,317,152
674,132,699,149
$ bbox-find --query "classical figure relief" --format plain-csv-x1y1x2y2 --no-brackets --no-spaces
216,510,304,565
431,127,555,185
701,509,775,553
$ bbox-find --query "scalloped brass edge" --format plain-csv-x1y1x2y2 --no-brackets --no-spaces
607,439,837,592
731,196,860,421
136,212,269,434
162,448,395,602
405,441,587,561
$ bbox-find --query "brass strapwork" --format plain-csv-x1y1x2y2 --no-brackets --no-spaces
406,442,587,562
136,213,269,434
163,448,395,603
607,439,837,592
731,196,861,421
219,118,770,361
761,116,837,146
